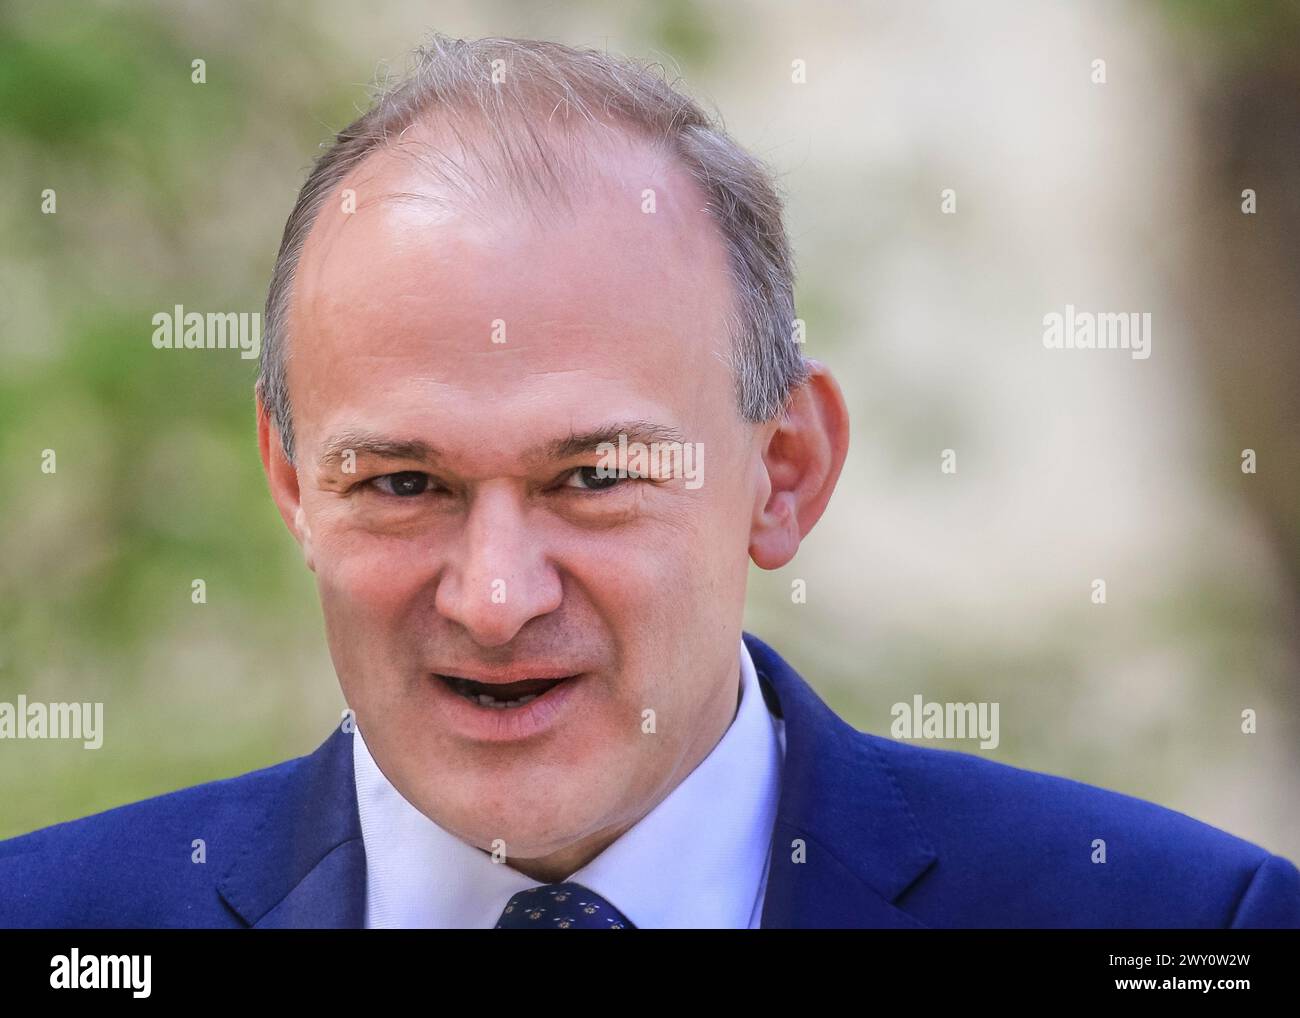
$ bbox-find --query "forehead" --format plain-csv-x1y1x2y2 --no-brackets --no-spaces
287,121,739,463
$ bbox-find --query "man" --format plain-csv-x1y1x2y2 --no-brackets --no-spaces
2,33,1297,929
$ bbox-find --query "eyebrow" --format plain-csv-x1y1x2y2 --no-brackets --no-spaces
316,420,687,471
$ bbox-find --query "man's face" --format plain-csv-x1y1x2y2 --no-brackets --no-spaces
275,128,769,871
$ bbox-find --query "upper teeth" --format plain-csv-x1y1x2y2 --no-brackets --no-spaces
475,692,539,710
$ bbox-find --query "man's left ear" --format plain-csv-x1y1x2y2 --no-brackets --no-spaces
749,359,850,570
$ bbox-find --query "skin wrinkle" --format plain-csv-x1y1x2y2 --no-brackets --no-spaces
257,118,849,885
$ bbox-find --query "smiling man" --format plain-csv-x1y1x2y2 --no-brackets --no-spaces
2,33,1298,930
277,112,809,915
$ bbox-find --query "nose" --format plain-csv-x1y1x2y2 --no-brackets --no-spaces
433,484,563,648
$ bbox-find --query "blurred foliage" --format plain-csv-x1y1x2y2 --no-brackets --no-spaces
0,2,358,835
1158,0,1300,65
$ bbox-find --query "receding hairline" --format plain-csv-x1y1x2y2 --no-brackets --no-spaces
258,33,808,464
279,109,742,402
300,106,694,259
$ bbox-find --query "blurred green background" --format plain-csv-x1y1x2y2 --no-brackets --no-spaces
2,1,1298,861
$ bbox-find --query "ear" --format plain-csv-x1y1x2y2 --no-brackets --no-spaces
749,359,850,570
256,390,316,571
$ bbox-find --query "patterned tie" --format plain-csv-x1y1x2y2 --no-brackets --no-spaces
494,881,636,929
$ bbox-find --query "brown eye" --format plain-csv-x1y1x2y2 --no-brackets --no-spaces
564,466,626,491
374,471,430,496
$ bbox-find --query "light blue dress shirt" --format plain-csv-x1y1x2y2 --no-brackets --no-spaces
353,637,787,928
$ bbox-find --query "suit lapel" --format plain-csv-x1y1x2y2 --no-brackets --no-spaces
217,725,367,928
744,632,938,928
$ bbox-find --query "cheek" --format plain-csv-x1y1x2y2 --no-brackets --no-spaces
313,526,433,637
560,516,699,627
314,537,433,720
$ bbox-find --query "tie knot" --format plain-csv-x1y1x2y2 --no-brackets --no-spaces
495,881,635,929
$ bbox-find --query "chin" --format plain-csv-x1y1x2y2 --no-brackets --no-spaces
424,778,612,856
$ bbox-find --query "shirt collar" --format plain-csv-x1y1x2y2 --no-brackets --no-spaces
353,637,782,928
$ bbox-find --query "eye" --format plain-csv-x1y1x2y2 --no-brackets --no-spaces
372,471,432,497
562,465,632,492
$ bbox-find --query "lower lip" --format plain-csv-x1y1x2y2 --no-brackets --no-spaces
428,672,585,743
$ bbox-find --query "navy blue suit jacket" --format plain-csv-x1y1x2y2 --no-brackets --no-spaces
2,632,1297,927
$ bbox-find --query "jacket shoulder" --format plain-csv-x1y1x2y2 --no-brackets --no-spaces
0,749,310,928
862,733,1300,927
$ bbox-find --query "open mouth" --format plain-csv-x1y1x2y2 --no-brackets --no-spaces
436,674,575,710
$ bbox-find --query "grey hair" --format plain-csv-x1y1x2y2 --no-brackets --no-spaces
258,32,808,462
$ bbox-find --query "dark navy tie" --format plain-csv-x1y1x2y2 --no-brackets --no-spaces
494,881,636,929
